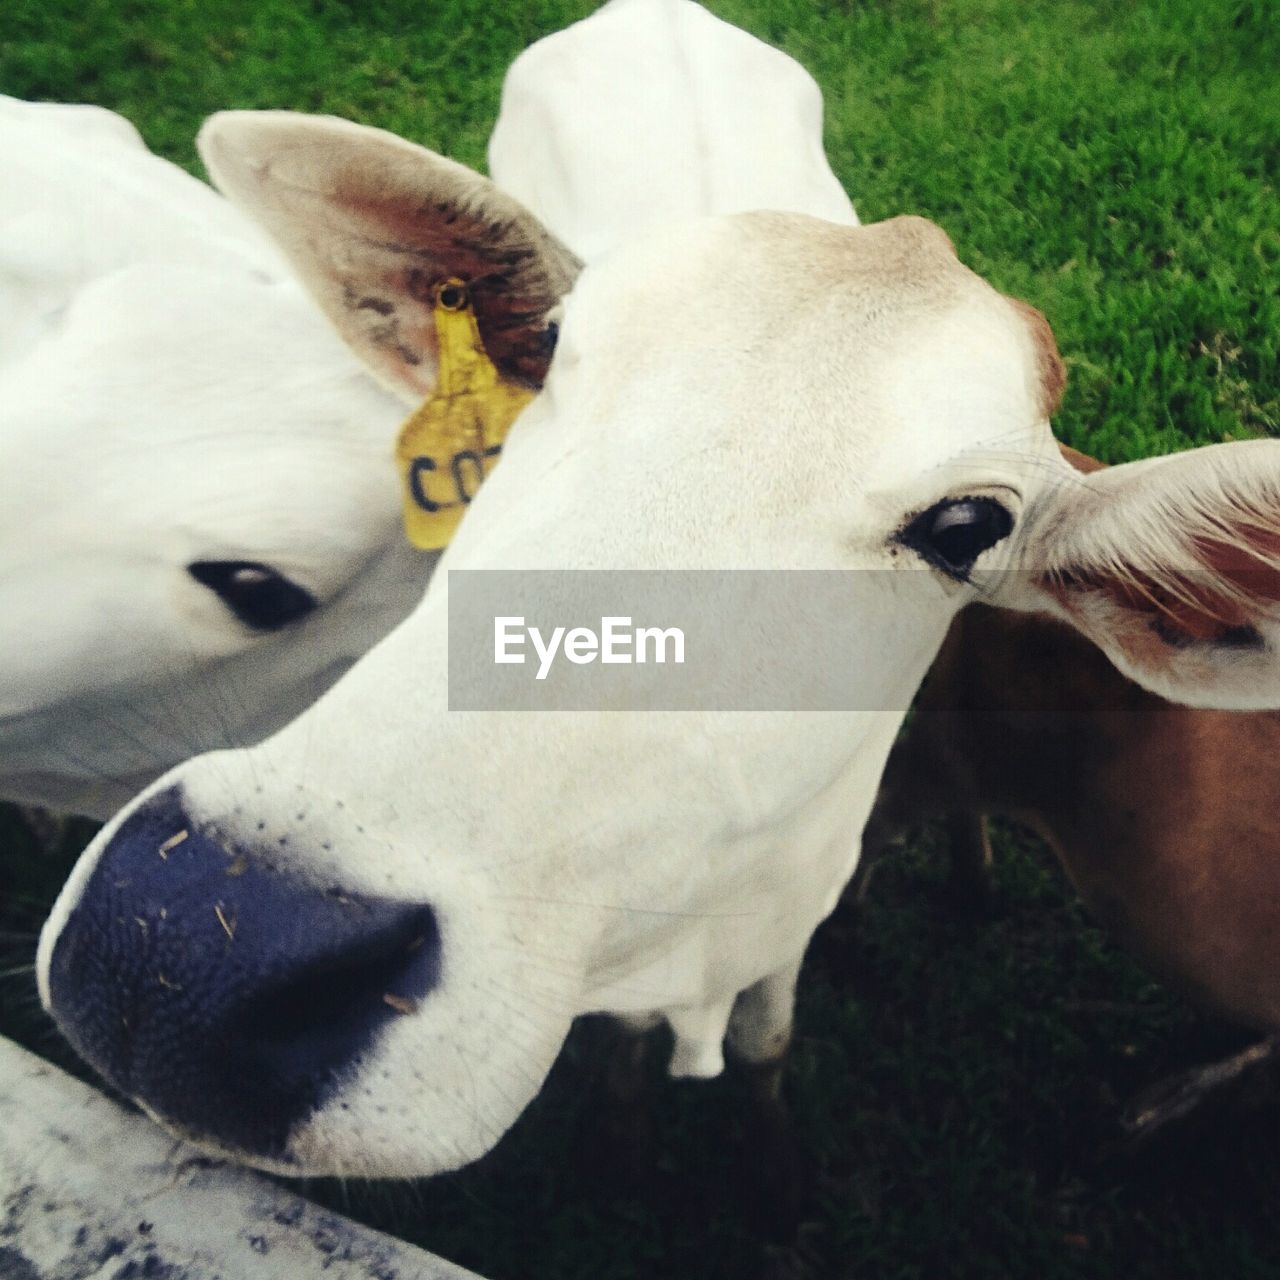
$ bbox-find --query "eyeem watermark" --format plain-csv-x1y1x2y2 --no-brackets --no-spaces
495,616,685,680
450,567,1245,712
447,568,945,711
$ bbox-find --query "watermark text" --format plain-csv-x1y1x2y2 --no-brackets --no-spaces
494,615,685,680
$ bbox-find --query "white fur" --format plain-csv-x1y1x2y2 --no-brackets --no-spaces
489,0,857,260
40,2,1280,1180
3,1,855,819
0,96,430,816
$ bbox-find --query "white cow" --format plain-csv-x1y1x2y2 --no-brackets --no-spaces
1,0,847,821
0,96,427,818
39,6,1280,1182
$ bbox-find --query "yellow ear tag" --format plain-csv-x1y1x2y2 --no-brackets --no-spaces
395,278,537,550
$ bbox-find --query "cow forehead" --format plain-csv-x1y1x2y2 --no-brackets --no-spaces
567,212,975,340
559,212,1024,401
548,211,1046,488
0,266,401,549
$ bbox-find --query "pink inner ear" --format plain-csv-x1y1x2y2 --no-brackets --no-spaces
337,191,563,391
1189,529,1280,623
1047,526,1280,645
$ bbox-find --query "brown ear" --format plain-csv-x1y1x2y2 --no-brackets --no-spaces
198,111,582,403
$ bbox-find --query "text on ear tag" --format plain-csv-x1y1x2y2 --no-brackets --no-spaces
395,278,536,550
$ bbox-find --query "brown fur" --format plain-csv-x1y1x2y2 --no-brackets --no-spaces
1006,296,1067,419
868,448,1280,1033
339,195,576,388
1047,550,1280,644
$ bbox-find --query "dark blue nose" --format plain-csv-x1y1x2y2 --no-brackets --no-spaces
46,787,439,1161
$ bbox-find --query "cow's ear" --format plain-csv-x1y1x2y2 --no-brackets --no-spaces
198,111,581,405
990,440,1280,710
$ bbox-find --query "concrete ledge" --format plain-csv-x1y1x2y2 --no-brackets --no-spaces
0,1036,482,1280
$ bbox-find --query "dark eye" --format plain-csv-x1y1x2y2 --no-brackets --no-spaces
188,561,318,631
899,498,1014,580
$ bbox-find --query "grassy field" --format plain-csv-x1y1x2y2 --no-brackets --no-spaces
2,0,1278,1277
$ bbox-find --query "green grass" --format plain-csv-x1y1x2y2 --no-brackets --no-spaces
1,0,1278,1277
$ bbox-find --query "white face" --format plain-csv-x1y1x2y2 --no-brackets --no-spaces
0,98,436,817
39,114,1280,1183
39,210,1064,1176
0,263,426,815
467,214,1046,567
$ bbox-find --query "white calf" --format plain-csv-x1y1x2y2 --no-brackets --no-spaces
0,96,427,816
39,13,1280,1180
2,0,847,819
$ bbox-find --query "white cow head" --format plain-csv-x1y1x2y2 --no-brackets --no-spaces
0,97,556,817
1,0,850,821
39,111,1280,1181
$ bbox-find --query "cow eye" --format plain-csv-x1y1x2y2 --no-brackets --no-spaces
188,561,318,631
901,498,1013,580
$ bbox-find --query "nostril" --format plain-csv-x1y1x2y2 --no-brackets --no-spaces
236,903,439,1085
45,786,444,1159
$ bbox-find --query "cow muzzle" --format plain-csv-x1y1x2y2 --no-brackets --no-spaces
39,785,441,1164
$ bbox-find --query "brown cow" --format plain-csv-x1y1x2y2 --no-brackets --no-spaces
863,446,1280,1139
